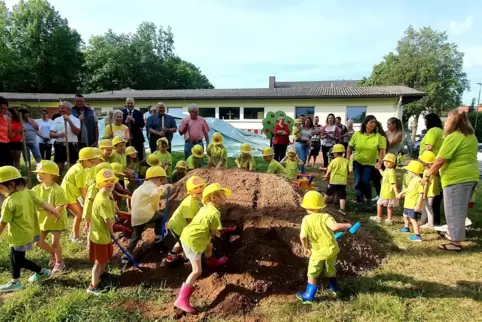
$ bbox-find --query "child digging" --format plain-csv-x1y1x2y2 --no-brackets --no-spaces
110,136,134,178
397,160,425,242
235,143,256,172
139,154,160,180
370,153,399,225
171,160,187,183
125,146,141,191
206,132,228,169
99,139,113,163
419,151,440,229
175,183,230,313
281,147,303,179
186,144,204,171
262,147,288,178
0,166,60,293
322,144,351,214
152,137,172,175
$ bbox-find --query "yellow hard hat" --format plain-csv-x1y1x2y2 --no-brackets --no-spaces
295,118,302,124
94,162,111,176
404,160,424,174
78,147,96,161
112,135,126,146
300,191,326,210
93,148,103,159
0,166,22,183
110,163,124,176
202,183,231,204
383,153,396,164
99,139,113,149
240,143,251,154
261,147,274,157
186,175,206,193
145,166,166,180
419,151,436,164
332,144,346,153
146,154,160,167
156,137,169,147
33,160,59,176
125,146,137,156
175,160,187,169
191,144,204,158
212,132,223,145
287,147,297,155
96,168,119,188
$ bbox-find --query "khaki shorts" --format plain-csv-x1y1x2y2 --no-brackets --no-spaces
308,255,337,278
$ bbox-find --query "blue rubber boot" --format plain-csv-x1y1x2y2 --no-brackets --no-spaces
329,278,338,297
296,283,317,304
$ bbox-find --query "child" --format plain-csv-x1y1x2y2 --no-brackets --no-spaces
152,137,172,175
61,147,96,243
295,191,352,303
281,147,303,179
83,162,112,235
86,148,104,183
262,147,288,178
110,163,131,203
32,161,69,274
206,132,228,169
0,166,60,293
124,166,172,263
125,146,141,191
397,160,424,242
322,144,351,214
235,143,256,172
139,154,160,180
175,183,230,313
99,139,113,162
166,176,206,265
370,153,399,225
110,136,127,168
171,160,187,183
87,168,118,295
419,151,440,229
186,144,204,170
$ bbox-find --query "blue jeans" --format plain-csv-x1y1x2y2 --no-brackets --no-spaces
23,142,42,164
294,142,310,174
184,141,204,159
353,161,374,202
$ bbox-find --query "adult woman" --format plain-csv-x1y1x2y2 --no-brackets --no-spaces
307,116,322,166
273,115,290,161
0,97,13,166
37,109,54,160
103,110,130,141
422,110,478,251
295,117,315,173
347,115,386,209
19,108,41,163
320,113,340,167
372,121,388,200
7,108,23,168
386,117,403,155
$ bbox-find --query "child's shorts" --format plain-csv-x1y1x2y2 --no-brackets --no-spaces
325,184,347,199
181,242,202,261
404,208,421,220
377,197,399,208
89,241,113,264
308,255,337,278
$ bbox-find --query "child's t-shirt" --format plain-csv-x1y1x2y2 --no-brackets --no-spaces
380,168,397,199
130,181,167,226
127,159,141,175
171,170,186,183
152,151,172,172
82,179,98,221
180,204,223,253
110,151,127,168
207,144,228,167
402,173,411,191
61,163,87,204
423,169,441,198
283,159,299,179
32,184,68,231
168,195,202,236
404,176,424,210
300,212,339,260
267,159,288,178
327,157,350,185
89,192,115,245
235,154,256,171
186,155,202,170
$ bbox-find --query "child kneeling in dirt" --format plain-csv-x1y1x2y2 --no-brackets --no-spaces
165,176,206,265
175,183,230,313
296,191,352,304
321,144,351,214
171,160,187,183
236,143,256,171
262,147,288,178
123,166,172,263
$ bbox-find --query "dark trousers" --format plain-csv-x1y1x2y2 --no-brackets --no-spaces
372,164,385,197
433,193,443,226
10,248,42,279
353,161,374,202
127,211,163,253
129,139,145,161
39,143,52,160
273,144,288,162
321,145,331,167
0,143,13,166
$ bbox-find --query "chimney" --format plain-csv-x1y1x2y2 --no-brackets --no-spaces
269,76,276,89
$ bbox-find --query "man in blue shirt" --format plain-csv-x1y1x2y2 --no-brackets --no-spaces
146,102,177,153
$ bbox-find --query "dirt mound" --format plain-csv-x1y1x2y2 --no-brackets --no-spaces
115,169,386,320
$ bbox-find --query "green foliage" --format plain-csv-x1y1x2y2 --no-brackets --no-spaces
262,111,294,140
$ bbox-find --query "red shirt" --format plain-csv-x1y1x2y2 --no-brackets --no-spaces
273,123,290,145
0,116,8,143
10,121,22,142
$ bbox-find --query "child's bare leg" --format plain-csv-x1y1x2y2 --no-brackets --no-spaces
68,202,83,239
205,242,213,259
339,199,346,210
91,262,105,288
172,242,182,254
377,204,383,218
36,231,54,254
403,215,410,227
387,207,393,221
410,218,420,235
186,257,202,286
308,276,317,285
51,232,62,263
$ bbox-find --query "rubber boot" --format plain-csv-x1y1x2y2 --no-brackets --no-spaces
206,255,228,268
295,283,317,304
174,283,196,313
329,278,338,297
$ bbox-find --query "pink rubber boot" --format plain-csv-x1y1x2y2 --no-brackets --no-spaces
174,283,196,313
206,255,228,268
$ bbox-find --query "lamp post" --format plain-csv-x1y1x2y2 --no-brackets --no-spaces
476,82,482,132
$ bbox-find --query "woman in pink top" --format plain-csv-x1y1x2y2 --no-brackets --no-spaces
178,104,210,159
0,97,13,166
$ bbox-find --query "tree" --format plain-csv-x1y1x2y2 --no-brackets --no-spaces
360,26,469,138
469,98,476,114
262,111,294,140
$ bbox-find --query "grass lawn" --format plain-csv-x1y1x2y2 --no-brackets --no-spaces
2,153,482,322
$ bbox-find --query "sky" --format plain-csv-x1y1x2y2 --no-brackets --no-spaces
4,0,482,105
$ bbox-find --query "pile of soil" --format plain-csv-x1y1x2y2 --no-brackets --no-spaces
114,169,386,320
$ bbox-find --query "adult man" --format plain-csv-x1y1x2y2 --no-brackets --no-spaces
178,104,210,159
50,101,81,175
146,102,177,153
72,94,98,147
37,109,54,160
0,96,13,166
123,97,146,160
144,105,156,124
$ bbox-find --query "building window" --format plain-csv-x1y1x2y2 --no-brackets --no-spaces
219,107,240,120
198,107,216,118
347,106,367,123
244,107,264,119
295,106,314,119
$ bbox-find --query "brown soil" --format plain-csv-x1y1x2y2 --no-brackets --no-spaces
113,169,386,321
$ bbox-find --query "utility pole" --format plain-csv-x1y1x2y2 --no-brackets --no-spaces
476,82,482,132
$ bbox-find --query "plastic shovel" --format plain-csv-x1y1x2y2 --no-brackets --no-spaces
335,222,361,240
111,235,143,271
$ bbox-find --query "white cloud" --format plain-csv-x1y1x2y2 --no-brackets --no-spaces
462,45,482,68
448,16,473,36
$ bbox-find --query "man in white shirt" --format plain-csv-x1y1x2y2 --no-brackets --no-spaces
37,109,54,160
50,101,81,174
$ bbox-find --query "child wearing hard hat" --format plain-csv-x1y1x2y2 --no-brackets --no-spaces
175,183,230,313
139,154,160,180
87,168,118,295
322,144,351,214
280,147,303,179
186,144,204,170
419,151,441,229
165,176,206,265
32,160,69,275
206,132,227,169
370,153,399,225
235,143,256,172
110,162,131,209
0,166,61,293
110,136,134,177
171,160,187,183
262,147,288,178
295,191,352,304
396,160,425,242
125,146,141,191
61,147,96,243
86,148,104,183
152,137,172,175
99,139,113,162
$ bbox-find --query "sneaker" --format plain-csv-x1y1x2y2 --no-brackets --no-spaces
338,209,346,215
165,253,178,263
28,269,51,283
48,254,56,268
87,284,108,295
69,235,84,244
372,196,379,202
408,234,422,242
419,224,434,229
384,219,394,226
51,262,65,275
398,227,410,233
0,281,23,293
369,216,382,223
121,255,129,265
154,235,163,244
184,259,191,267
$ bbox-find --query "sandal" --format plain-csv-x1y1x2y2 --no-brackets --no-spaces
438,243,462,252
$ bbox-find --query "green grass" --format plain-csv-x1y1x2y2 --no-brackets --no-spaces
2,155,482,321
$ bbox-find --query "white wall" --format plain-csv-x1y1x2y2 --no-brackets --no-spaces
367,105,399,129
315,106,346,125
